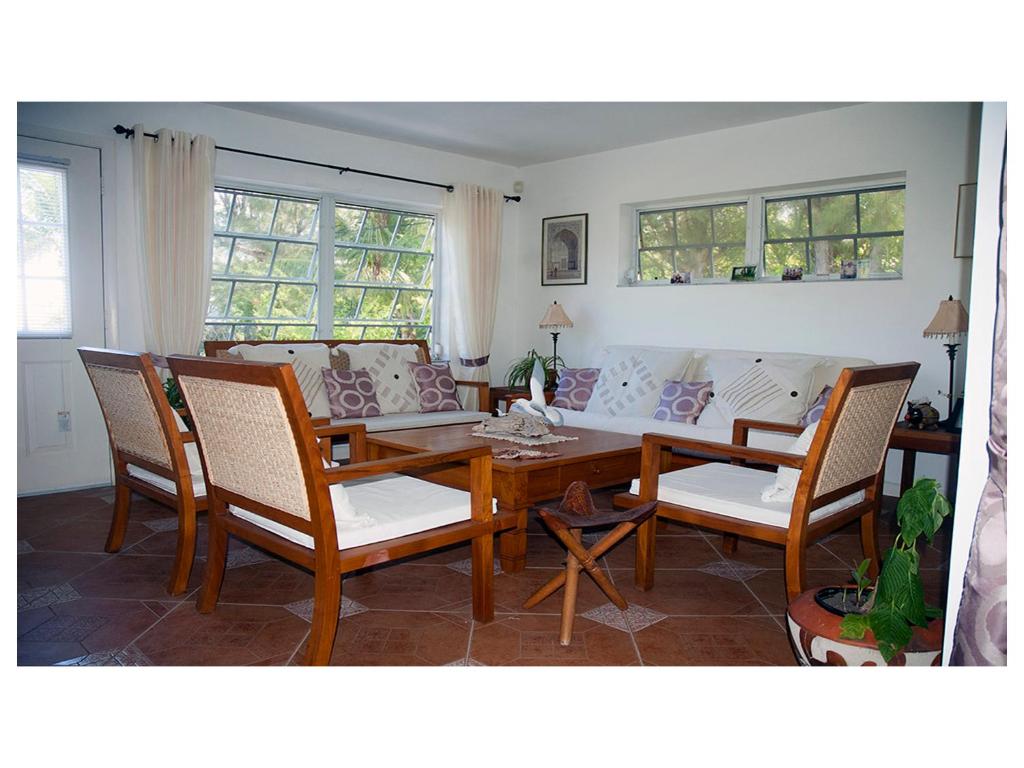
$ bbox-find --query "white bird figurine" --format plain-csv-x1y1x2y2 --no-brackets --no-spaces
510,358,564,426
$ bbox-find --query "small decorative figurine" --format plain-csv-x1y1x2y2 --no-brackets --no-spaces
905,398,941,430
670,271,691,284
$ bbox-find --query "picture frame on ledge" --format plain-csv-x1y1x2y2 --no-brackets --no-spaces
731,265,757,282
541,213,588,286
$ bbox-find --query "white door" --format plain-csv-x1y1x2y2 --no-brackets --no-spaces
17,136,111,493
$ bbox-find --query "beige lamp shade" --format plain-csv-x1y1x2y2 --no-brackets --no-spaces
539,301,573,329
923,295,969,339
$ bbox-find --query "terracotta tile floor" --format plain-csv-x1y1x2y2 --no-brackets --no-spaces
17,484,952,666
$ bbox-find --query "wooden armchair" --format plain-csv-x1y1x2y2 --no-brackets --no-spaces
166,354,501,666
628,363,920,602
78,348,208,595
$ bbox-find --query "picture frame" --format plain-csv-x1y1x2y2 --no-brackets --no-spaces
782,266,803,281
541,213,588,286
954,182,977,258
840,260,857,279
730,265,757,282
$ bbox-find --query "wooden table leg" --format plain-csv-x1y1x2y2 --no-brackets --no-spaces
560,529,582,646
499,505,529,573
900,448,916,496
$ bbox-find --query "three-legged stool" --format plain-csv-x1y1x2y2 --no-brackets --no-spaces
523,481,658,646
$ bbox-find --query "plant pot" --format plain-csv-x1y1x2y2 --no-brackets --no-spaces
786,587,944,666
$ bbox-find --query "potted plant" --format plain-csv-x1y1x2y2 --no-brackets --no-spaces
787,478,952,666
504,349,564,390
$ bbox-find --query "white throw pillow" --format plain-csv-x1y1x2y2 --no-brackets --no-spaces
584,347,692,417
696,354,826,429
761,421,818,503
231,343,332,420
342,343,421,414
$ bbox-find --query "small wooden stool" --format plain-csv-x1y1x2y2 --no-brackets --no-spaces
523,481,658,646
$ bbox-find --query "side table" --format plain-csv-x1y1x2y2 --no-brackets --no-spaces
890,424,961,496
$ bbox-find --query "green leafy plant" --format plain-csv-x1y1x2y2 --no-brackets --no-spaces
838,478,953,662
163,377,184,410
504,349,565,389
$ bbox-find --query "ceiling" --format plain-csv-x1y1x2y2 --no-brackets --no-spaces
213,102,857,167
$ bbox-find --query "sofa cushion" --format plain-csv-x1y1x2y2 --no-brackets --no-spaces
651,380,713,424
584,346,692,417
407,361,462,413
696,354,825,429
231,343,332,419
343,343,421,414
323,368,383,419
551,367,600,411
800,385,834,427
230,474,497,550
628,462,864,528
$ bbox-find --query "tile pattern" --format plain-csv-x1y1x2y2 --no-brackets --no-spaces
16,485,951,666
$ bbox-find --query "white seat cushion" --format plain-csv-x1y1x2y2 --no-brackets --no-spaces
231,474,497,550
628,462,864,528
330,410,490,433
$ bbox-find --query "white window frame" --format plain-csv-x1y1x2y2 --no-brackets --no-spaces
629,174,906,285
207,179,442,343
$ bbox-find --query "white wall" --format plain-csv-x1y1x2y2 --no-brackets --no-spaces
503,102,980,492
16,101,520,370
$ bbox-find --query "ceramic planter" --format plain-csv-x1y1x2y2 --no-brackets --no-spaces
786,587,943,666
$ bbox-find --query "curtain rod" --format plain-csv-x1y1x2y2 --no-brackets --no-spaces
112,125,521,203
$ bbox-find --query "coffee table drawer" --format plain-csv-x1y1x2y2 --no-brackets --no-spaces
559,453,640,488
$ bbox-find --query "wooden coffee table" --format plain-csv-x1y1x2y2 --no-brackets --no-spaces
365,425,642,572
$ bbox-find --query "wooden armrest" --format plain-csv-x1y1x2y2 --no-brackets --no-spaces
180,431,195,444
641,432,806,469
314,422,368,438
731,418,805,447
453,379,487,390
313,422,367,463
323,446,492,483
453,380,490,412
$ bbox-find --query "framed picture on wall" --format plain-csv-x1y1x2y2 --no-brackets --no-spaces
954,182,977,258
541,213,588,285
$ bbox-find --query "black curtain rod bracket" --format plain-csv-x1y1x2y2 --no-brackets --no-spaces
113,124,518,202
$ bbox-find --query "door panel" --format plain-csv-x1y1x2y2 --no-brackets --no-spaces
17,136,110,493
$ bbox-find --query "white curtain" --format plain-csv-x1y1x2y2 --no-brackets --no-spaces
442,184,503,409
131,125,216,356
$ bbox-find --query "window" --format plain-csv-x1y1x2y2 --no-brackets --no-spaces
333,204,435,340
763,186,905,277
206,188,321,341
637,202,747,280
17,162,72,337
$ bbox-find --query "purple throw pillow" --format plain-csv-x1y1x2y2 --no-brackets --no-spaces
551,368,600,411
651,380,713,424
406,361,462,413
322,368,382,419
800,385,833,427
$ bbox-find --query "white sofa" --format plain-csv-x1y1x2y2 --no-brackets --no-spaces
550,345,874,453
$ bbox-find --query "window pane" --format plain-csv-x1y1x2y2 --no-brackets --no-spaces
18,165,71,337
229,194,276,234
212,236,232,274
275,325,316,340
359,251,399,282
362,325,398,340
713,205,746,243
204,323,231,341
335,206,365,243
228,239,274,276
810,194,857,237
675,247,712,278
675,208,712,245
392,215,432,249
214,191,233,230
334,287,362,320
639,212,674,248
272,242,316,279
393,290,429,321
19,167,63,224
859,189,905,233
232,324,277,341
766,199,809,240
810,238,854,275
271,284,316,320
764,241,807,275
639,249,673,280
334,248,364,281
358,288,397,319
333,325,364,340
208,281,230,317
227,282,275,318
394,253,431,285
858,236,903,275
359,210,400,245
272,200,318,239
712,246,746,278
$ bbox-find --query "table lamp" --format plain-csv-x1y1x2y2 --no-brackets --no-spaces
922,294,969,428
539,301,573,374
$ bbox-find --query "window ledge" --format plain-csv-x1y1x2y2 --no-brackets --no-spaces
618,273,902,288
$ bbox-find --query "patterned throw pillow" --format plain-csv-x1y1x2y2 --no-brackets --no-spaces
407,362,463,413
321,368,382,419
800,385,834,427
696,355,824,429
551,368,600,411
651,380,714,424
342,343,421,414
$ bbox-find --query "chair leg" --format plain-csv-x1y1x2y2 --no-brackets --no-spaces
784,543,807,603
167,498,197,596
635,516,657,591
722,533,739,555
470,531,494,623
197,511,228,614
559,530,582,646
304,571,341,666
860,508,881,579
105,482,132,553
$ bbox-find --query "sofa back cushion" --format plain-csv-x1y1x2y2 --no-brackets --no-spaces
343,343,421,414
696,354,825,428
584,346,692,417
231,343,332,419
